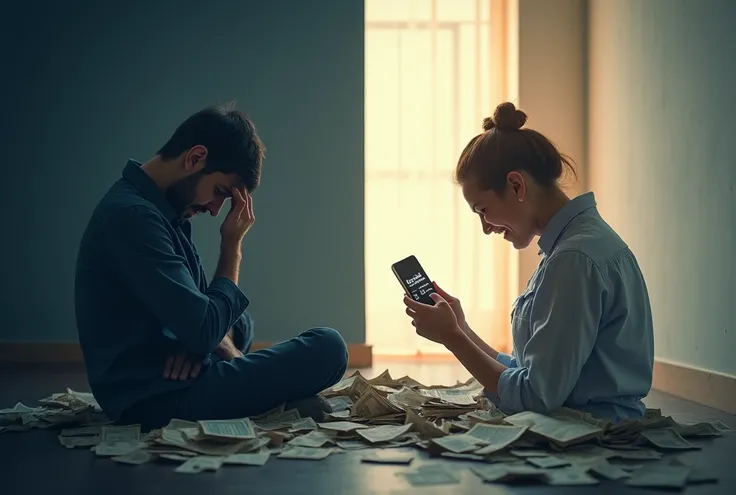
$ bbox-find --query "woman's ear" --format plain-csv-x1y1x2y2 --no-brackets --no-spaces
506,171,526,202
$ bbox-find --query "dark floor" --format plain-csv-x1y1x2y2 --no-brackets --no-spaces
1,362,735,495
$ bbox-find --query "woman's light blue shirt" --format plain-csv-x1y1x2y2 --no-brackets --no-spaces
491,192,654,422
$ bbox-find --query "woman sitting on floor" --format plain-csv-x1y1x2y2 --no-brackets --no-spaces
403,102,654,422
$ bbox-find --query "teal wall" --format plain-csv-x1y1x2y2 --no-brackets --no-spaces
1,1,366,344
588,0,736,376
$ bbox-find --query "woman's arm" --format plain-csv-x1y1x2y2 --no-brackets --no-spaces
496,251,604,413
444,330,508,395
459,321,519,368
458,322,500,360
434,282,507,363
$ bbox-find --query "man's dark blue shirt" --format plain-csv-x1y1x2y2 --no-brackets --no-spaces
74,160,251,421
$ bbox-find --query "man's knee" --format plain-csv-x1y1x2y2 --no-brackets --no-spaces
307,327,348,369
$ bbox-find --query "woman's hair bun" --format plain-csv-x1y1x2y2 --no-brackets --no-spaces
483,102,527,131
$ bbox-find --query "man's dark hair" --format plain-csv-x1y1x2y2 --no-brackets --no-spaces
157,102,265,192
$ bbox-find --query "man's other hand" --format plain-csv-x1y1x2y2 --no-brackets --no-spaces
163,353,202,380
215,332,245,361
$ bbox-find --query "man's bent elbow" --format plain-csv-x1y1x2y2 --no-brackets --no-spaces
172,310,233,356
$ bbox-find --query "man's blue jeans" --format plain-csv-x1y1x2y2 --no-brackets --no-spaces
121,325,349,430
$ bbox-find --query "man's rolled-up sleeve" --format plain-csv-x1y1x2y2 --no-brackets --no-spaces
230,311,254,352
497,250,605,414
106,205,250,356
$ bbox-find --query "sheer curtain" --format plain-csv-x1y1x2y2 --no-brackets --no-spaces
365,0,514,356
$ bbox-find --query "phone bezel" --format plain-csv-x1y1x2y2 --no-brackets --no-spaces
391,255,435,304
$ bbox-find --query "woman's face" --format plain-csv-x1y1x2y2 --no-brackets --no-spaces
461,172,537,250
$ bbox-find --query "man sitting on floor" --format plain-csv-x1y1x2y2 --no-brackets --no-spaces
74,104,349,431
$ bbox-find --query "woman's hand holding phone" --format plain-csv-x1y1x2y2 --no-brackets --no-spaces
403,291,462,346
432,282,467,330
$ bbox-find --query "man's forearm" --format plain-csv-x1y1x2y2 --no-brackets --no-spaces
216,329,244,360
215,241,242,284
459,322,500,360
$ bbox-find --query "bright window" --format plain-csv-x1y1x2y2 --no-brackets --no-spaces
365,0,513,356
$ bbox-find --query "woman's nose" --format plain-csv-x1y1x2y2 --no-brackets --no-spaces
480,217,492,235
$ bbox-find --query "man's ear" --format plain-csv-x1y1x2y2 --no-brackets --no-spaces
185,145,208,172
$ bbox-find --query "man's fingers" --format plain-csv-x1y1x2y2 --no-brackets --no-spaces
165,353,202,380
163,355,174,378
230,187,246,211
244,189,254,220
405,307,416,317
231,186,243,202
243,187,251,207
228,188,239,209
179,359,192,381
170,354,186,380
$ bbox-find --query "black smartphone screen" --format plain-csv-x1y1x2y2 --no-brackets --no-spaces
391,255,436,305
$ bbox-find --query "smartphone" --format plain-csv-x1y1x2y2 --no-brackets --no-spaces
391,255,436,305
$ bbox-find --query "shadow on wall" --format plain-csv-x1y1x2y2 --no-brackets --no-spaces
1,0,366,345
